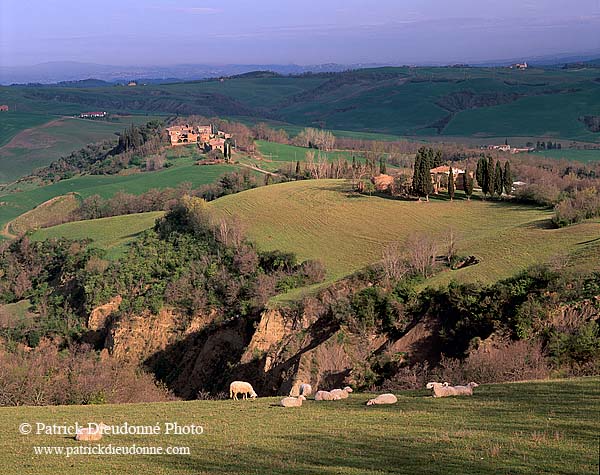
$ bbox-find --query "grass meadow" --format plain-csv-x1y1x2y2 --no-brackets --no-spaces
0,161,239,237
0,115,165,183
32,212,163,259
211,180,600,288
0,378,597,475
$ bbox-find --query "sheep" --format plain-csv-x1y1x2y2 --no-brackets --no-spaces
426,381,479,397
299,383,312,397
75,423,109,442
229,381,258,400
451,382,479,396
330,386,353,399
279,395,306,407
426,381,455,398
314,390,340,401
366,393,397,406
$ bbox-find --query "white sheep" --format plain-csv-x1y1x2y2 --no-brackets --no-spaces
314,390,340,401
75,423,109,442
426,381,455,398
279,395,306,407
366,393,397,406
330,386,353,399
299,383,312,397
229,381,258,400
451,382,479,396
426,381,478,397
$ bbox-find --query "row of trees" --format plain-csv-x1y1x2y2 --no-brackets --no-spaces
475,156,513,198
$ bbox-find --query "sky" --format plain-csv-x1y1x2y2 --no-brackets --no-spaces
1,0,600,67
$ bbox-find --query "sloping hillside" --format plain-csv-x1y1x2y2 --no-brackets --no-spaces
211,180,600,286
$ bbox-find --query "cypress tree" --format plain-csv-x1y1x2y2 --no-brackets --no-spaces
448,166,455,201
379,157,387,175
295,160,301,176
484,156,495,198
494,161,503,197
503,161,513,195
463,170,474,200
412,147,433,200
476,156,486,190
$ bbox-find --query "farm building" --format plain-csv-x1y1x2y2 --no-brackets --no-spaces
0,105,9,112
80,111,107,119
371,174,395,191
430,165,467,193
166,124,230,152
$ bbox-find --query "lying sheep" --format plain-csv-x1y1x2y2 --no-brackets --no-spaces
75,423,109,442
451,382,479,396
299,383,312,397
426,381,478,397
366,393,397,406
229,381,258,400
314,390,340,401
426,381,454,398
279,395,306,407
330,386,353,399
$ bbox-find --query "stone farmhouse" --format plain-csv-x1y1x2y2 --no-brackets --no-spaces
166,124,231,153
430,165,469,192
0,105,9,112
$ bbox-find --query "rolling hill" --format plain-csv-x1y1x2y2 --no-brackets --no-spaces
0,114,164,183
2,66,599,145
30,180,600,292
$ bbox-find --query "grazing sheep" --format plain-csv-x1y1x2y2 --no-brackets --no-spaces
229,381,258,400
299,383,312,397
330,386,353,399
366,394,397,406
75,423,109,442
279,395,306,407
314,390,340,401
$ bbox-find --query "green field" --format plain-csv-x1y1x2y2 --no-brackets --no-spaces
32,212,163,259
211,180,600,287
0,160,239,235
0,378,597,475
0,115,164,183
3,66,600,143
530,149,600,163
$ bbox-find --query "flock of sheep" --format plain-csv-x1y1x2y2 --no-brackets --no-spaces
229,380,480,407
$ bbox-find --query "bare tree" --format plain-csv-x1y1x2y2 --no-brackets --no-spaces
406,233,437,278
381,242,409,282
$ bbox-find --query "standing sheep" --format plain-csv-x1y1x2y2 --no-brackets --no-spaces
279,395,306,407
299,383,312,397
229,381,258,400
366,394,397,406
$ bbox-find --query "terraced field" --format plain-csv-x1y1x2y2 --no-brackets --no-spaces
0,378,597,475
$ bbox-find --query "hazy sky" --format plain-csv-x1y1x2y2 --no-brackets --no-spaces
1,0,599,66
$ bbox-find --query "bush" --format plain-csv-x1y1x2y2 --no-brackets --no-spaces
552,187,600,227
0,340,172,406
